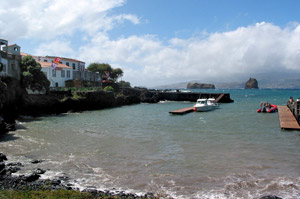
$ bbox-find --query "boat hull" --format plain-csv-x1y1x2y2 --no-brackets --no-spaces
257,104,278,113
194,105,216,112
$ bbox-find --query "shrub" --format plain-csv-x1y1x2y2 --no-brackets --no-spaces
103,86,114,92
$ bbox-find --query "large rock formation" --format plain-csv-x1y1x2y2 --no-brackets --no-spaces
187,82,215,89
20,88,141,116
0,77,24,134
245,78,259,89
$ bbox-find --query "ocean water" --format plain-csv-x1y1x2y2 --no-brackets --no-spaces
1,89,300,199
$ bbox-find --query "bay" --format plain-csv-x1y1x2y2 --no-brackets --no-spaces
1,89,300,199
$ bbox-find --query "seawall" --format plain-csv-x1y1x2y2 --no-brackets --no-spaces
20,88,141,116
140,90,234,103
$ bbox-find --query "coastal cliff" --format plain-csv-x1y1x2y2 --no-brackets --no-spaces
0,77,24,133
20,88,141,116
0,83,141,134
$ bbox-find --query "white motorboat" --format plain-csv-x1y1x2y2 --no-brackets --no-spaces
193,98,219,112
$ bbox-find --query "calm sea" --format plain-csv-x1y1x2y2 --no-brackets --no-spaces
1,89,300,199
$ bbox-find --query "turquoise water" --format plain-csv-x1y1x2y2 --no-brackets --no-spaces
1,89,300,199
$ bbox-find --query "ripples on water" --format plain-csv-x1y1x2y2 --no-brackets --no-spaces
1,89,300,199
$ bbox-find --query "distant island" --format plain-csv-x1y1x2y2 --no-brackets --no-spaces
187,82,215,89
245,78,259,89
152,73,300,89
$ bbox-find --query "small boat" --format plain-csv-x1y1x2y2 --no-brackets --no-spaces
257,102,278,113
194,98,219,112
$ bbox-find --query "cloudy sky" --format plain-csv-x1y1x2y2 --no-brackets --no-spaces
1,0,300,87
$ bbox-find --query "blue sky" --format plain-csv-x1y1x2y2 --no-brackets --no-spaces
1,0,300,87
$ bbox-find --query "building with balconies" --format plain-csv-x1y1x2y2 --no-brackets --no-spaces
0,39,22,80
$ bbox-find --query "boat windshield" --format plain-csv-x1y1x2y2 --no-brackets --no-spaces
197,100,207,105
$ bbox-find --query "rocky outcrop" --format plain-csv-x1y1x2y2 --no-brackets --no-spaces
20,88,141,116
139,90,160,103
245,78,259,89
0,152,156,198
0,77,24,134
187,82,215,89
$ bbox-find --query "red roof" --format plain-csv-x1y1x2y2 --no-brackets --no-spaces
45,56,85,63
38,61,72,69
21,52,30,57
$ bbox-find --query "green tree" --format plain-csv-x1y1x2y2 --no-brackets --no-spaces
110,68,123,81
21,56,50,91
118,80,131,88
87,63,112,73
87,63,124,82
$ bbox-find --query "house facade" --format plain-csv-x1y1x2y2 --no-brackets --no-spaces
32,55,101,87
20,54,101,88
0,39,22,80
34,56,85,72
39,62,73,87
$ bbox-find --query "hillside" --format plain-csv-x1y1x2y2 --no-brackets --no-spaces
152,76,300,89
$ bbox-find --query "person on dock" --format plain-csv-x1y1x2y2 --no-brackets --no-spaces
288,96,294,105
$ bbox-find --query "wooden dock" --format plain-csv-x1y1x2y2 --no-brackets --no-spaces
169,107,194,115
277,105,300,130
169,94,226,115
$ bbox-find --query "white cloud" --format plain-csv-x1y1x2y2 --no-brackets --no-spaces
0,0,132,40
115,14,140,25
34,40,75,58
80,22,300,87
1,1,300,87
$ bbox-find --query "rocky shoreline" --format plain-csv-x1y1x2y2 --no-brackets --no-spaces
0,152,284,199
0,152,156,198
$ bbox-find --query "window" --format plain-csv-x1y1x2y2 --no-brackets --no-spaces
11,63,15,71
67,70,70,78
59,62,62,64
14,47,18,52
52,69,56,77
61,70,65,78
72,63,75,69
0,63,6,72
66,62,69,66
44,59,48,62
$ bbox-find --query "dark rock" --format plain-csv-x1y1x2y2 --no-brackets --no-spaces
0,162,5,171
0,77,24,134
6,162,23,167
51,179,61,186
6,166,21,174
31,159,43,164
0,153,7,162
245,77,259,89
23,173,40,182
140,90,160,103
187,82,215,89
260,196,283,199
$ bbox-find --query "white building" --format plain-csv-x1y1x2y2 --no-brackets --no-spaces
34,56,85,72
39,61,73,87
21,54,101,87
